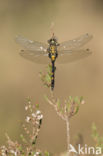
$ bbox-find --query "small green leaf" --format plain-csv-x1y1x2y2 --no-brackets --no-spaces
80,96,84,103
74,96,79,104
74,105,80,115
36,103,39,109
45,75,51,83
44,151,50,156
20,134,27,143
92,123,97,131
67,101,70,112
69,96,72,102
56,99,61,109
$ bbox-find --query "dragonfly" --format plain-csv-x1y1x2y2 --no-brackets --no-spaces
16,33,93,90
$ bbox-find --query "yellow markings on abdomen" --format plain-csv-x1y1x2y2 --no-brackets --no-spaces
51,55,55,61
51,72,54,80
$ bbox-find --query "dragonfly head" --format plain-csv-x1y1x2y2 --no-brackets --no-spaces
48,34,59,46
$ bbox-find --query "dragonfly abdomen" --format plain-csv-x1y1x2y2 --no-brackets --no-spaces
48,45,58,90
51,61,55,90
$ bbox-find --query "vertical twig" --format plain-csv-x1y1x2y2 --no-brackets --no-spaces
66,117,70,156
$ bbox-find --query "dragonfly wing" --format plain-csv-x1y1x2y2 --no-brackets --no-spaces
19,50,50,64
16,35,49,64
15,35,48,52
58,33,93,51
56,49,92,64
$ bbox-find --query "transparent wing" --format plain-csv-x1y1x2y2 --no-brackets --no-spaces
58,33,93,51
15,35,48,52
56,49,92,64
15,35,50,64
19,50,50,64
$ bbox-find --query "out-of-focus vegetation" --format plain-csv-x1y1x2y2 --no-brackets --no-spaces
92,123,103,152
0,65,85,156
0,100,51,156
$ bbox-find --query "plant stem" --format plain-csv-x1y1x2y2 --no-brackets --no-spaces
66,117,70,156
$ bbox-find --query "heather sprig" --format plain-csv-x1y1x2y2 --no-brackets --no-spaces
0,99,51,156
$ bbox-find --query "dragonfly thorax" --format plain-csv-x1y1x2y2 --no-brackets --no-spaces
48,44,58,62
47,35,59,62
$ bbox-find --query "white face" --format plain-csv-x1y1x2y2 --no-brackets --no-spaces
51,40,55,44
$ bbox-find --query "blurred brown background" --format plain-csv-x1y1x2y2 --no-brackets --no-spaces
0,0,103,154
